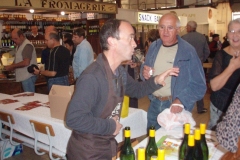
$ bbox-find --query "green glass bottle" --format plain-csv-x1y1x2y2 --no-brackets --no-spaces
146,126,158,160
179,123,190,160
194,128,203,160
200,123,209,160
157,148,165,160
120,126,135,160
184,134,196,160
138,147,145,160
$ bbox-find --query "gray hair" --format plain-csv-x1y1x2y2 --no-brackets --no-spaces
187,21,197,31
48,31,60,41
228,18,240,31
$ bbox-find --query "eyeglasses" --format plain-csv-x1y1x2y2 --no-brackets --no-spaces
228,30,240,35
158,25,178,31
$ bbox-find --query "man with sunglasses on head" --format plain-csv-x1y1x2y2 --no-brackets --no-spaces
72,28,94,79
141,12,206,130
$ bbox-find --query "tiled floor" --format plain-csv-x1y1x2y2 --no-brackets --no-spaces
6,91,211,160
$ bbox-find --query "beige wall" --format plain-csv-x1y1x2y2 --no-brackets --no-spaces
215,3,232,41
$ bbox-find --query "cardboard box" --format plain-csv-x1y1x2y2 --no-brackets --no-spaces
49,85,74,120
0,140,23,159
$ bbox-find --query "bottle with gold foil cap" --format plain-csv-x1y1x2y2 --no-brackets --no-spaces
120,126,135,160
157,148,165,160
145,126,158,160
179,123,190,160
194,128,203,160
138,147,145,160
185,134,196,160
200,123,209,160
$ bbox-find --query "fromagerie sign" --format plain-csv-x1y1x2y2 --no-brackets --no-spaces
0,0,117,14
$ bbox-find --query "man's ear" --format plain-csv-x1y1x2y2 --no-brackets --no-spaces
176,27,181,34
107,37,117,48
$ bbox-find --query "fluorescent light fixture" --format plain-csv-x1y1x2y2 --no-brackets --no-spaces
61,11,65,15
29,9,34,13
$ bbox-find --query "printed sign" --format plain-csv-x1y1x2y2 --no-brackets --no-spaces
138,12,162,24
0,0,117,14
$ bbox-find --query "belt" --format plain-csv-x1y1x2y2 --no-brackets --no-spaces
155,95,172,101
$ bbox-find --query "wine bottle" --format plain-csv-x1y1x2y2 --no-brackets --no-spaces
179,123,190,160
120,126,135,160
138,147,145,160
200,123,209,160
150,156,157,160
184,134,196,160
4,32,7,47
194,128,203,160
7,33,11,47
146,126,158,160
1,34,5,47
157,148,165,160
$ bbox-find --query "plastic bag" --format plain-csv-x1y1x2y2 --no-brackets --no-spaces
157,108,196,130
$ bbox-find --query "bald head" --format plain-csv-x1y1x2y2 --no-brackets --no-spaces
186,21,197,32
11,28,25,45
45,25,57,34
159,12,181,28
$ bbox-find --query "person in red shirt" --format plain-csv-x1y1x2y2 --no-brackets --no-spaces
209,34,221,61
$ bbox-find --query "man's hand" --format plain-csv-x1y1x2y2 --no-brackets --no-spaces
112,116,123,136
4,65,14,71
154,68,179,86
170,105,183,113
170,98,183,113
33,67,40,75
143,65,153,80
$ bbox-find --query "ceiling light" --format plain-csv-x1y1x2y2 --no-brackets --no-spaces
61,11,65,15
30,9,34,13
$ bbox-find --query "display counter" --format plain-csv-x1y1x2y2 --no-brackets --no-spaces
0,78,22,94
0,67,75,95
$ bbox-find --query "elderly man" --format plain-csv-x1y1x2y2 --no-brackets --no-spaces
182,20,210,114
34,31,70,91
66,19,179,160
72,27,94,79
4,28,37,92
142,13,206,130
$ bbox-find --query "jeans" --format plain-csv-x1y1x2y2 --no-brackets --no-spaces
147,97,171,130
208,102,223,130
47,75,69,92
21,76,37,92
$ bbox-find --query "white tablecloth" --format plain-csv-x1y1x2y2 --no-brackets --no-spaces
0,93,147,156
132,127,227,160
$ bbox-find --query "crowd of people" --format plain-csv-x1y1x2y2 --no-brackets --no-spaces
2,12,240,159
